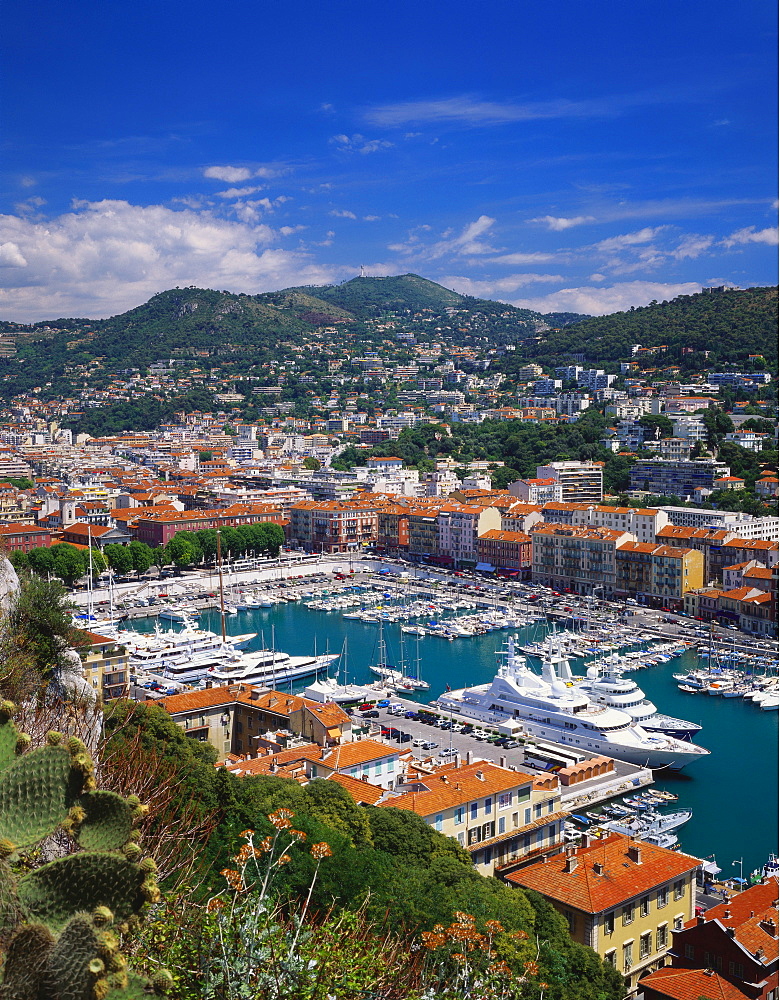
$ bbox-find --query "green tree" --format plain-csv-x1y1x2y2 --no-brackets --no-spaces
26,546,56,577
302,456,321,470
51,544,86,586
104,543,134,575
165,532,202,570
128,539,155,575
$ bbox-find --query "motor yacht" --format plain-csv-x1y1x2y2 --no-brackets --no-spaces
435,636,709,771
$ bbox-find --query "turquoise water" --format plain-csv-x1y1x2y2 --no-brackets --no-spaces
140,600,779,877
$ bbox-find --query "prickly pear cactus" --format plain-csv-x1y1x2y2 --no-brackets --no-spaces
0,702,170,999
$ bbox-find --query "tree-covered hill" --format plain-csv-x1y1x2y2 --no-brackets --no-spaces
516,286,778,370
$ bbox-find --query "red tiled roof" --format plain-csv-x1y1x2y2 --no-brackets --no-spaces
639,967,749,1000
504,833,700,913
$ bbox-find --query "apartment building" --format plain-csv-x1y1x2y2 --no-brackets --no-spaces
132,502,286,547
629,458,730,498
0,523,53,552
504,834,700,991
153,684,351,757
509,478,564,504
536,461,604,504
615,543,704,611
288,498,383,553
384,761,566,875
476,529,532,576
642,877,779,1000
531,523,635,595
437,503,501,568
541,503,669,544
79,630,130,702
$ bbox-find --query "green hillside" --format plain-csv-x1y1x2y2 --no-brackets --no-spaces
292,273,465,314
519,286,778,370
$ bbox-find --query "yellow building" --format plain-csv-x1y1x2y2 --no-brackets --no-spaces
505,833,700,992
80,630,130,701
381,761,567,875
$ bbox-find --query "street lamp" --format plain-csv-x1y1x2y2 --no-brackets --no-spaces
732,858,744,883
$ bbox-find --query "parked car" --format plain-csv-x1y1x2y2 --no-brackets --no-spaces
422,741,438,750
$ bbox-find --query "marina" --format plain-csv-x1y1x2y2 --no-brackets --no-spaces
127,584,778,875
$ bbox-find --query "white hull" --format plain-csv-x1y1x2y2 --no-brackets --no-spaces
208,653,339,687
435,636,709,772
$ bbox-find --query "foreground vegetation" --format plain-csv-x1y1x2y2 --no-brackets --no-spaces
0,573,624,997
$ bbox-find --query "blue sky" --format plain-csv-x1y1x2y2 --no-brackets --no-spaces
1,0,776,321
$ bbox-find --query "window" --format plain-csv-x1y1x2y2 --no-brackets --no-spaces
457,832,465,846
498,816,505,834
435,814,443,832
656,925,667,951
605,950,616,968
524,807,532,825
640,896,650,918
563,910,575,933
674,915,684,931
728,961,744,978
657,887,668,908
512,812,519,828
484,797,493,815
684,944,695,961
673,879,685,900
498,792,512,808
454,807,464,826
640,933,652,960
622,942,633,972
622,905,634,926
471,802,478,821
387,759,395,772
604,912,614,935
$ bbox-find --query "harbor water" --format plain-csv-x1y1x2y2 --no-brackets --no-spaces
142,599,779,877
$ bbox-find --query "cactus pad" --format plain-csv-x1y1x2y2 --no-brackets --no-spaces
40,913,103,1000
0,714,22,776
76,790,134,852
0,745,84,849
17,853,145,933
0,922,55,1000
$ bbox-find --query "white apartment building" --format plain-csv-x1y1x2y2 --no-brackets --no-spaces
536,461,604,504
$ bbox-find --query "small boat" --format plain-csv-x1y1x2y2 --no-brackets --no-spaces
678,684,699,694
571,814,591,825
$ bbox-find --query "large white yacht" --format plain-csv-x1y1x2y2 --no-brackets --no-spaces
207,648,339,687
435,636,709,771
118,617,257,683
574,661,702,741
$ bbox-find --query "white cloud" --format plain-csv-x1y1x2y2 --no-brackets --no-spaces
363,215,381,222
592,227,666,251
364,93,649,128
0,199,338,321
529,215,596,231
490,251,557,264
279,225,307,236
511,280,703,316
671,234,714,260
388,215,498,261
443,273,564,296
215,186,263,199
203,165,253,183
329,209,358,219
722,225,779,248
0,243,27,267
329,133,393,154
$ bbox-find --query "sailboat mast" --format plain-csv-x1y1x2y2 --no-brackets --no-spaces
216,529,227,644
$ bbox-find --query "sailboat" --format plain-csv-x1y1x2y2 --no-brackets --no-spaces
368,619,429,690
303,638,374,704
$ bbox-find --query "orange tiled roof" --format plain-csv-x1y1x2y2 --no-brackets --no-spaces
504,832,700,913
638,967,751,1000
383,761,535,818
326,772,386,805
321,739,400,769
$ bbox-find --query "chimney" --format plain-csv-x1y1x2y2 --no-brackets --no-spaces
593,862,604,875
500,755,507,768
627,843,642,864
760,917,777,937
723,909,731,919
727,927,736,938
476,770,485,781
466,750,473,765
564,855,578,873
